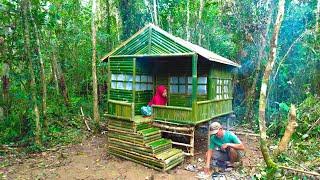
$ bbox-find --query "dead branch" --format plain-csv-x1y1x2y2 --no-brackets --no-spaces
244,164,320,177
285,156,310,171
273,29,311,81
305,118,320,135
233,131,260,137
80,107,91,131
279,165,320,177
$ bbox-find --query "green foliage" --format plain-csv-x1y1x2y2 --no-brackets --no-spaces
296,94,320,138
279,102,289,112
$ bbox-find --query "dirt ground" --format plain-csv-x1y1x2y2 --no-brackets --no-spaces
1,128,263,180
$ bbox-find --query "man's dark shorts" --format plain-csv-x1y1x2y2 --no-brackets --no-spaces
210,148,244,166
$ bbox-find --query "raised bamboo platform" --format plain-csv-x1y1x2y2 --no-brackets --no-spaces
107,117,185,171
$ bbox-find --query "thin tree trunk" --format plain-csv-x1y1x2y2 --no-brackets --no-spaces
245,0,272,122
143,0,154,24
115,8,121,42
274,105,297,157
167,13,173,34
258,0,285,170
22,0,41,145
57,58,70,107
105,0,113,52
186,0,190,41
197,0,204,45
51,37,70,106
316,0,319,34
29,4,47,130
51,61,59,95
153,0,158,25
92,0,100,124
2,63,9,108
1,36,9,116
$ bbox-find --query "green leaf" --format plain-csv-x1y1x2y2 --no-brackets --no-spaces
279,102,289,112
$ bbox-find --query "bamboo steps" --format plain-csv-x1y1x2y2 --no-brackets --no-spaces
107,118,184,171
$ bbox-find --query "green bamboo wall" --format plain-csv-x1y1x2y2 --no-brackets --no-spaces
107,100,133,120
108,57,135,118
109,57,134,73
209,63,233,99
169,94,207,107
110,89,133,102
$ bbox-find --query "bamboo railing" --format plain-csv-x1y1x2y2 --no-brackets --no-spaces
153,105,192,124
107,99,134,120
196,98,233,123
153,98,233,125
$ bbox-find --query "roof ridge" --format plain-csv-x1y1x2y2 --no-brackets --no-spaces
101,23,240,67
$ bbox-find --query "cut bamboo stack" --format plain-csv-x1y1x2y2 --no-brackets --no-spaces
107,118,185,171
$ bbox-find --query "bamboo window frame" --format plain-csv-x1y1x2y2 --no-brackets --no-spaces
214,78,232,100
168,76,207,95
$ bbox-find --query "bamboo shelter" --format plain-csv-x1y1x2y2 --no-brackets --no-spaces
102,23,240,168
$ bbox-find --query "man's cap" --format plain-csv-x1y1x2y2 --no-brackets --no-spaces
209,122,222,135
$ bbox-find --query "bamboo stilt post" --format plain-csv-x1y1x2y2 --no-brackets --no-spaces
190,126,195,156
208,64,214,100
132,58,136,118
107,57,111,113
191,54,198,121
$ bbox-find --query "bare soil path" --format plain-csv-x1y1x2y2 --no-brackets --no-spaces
1,129,262,180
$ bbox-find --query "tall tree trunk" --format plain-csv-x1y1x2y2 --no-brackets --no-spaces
22,0,41,145
167,13,173,34
316,0,319,34
105,0,113,52
29,4,47,130
245,0,272,122
51,61,59,95
1,36,9,116
197,0,204,45
143,0,154,24
50,37,70,107
115,8,121,42
92,0,100,124
2,63,9,110
258,0,285,170
153,0,158,25
186,0,190,41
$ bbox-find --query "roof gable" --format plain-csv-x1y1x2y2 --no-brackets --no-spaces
102,24,240,67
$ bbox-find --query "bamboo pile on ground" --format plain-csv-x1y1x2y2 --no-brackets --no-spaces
107,118,185,171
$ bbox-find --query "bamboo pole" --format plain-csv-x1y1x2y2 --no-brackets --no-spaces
109,53,195,58
152,105,192,111
152,122,193,131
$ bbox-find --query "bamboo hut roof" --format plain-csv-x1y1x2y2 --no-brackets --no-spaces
101,23,240,67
